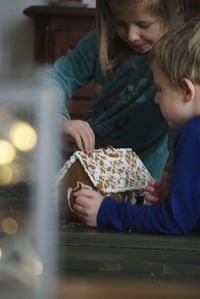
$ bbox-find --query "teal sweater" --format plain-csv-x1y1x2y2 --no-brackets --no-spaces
49,30,168,178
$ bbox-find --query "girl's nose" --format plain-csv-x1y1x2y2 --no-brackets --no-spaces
126,25,140,42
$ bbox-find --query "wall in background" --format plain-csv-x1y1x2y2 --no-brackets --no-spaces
0,0,48,76
82,0,95,7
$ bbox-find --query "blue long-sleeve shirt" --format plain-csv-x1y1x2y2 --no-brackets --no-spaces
97,116,200,235
48,30,168,179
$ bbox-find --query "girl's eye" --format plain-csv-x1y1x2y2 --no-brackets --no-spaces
138,23,151,29
138,21,157,29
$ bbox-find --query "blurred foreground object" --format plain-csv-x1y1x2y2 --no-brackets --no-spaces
0,74,59,299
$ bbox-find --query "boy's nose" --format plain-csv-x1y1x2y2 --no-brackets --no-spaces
126,25,140,42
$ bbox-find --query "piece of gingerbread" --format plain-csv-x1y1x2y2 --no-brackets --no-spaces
57,146,152,221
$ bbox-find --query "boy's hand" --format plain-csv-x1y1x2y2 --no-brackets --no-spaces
144,171,170,203
73,189,104,227
59,114,95,154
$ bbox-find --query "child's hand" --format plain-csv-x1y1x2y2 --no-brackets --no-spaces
59,114,95,154
73,189,104,227
144,171,170,203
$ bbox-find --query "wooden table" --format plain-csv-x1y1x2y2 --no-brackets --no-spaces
58,222,200,284
56,222,200,298
1,183,200,286
55,278,200,299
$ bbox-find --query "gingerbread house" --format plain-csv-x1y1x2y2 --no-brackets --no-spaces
57,146,152,221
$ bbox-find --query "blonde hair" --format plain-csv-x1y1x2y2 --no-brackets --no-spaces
96,0,184,76
149,18,200,88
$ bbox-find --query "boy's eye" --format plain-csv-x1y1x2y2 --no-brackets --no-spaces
156,86,161,92
155,84,161,92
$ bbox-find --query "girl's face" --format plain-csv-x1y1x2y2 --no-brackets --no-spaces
108,0,167,53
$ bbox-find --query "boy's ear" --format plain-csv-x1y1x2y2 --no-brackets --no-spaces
182,78,195,102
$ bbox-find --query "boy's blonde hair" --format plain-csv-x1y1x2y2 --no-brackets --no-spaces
96,0,184,75
149,18,200,89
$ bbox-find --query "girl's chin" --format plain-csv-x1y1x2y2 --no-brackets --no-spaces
130,45,152,53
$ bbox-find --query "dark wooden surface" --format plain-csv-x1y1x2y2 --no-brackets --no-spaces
55,278,200,299
23,6,96,119
23,6,96,64
1,183,200,284
58,222,200,283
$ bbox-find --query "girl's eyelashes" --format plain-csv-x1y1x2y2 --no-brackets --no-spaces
112,19,158,29
137,22,154,28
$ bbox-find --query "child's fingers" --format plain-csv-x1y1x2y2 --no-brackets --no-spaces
150,179,159,187
81,122,95,154
62,119,95,153
146,179,159,190
74,188,98,198
76,126,94,154
73,202,86,215
74,195,90,207
144,192,160,203
146,185,155,193
72,130,85,151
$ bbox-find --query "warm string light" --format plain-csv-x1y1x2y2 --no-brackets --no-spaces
1,217,18,235
0,114,42,280
19,257,43,277
0,140,16,165
0,165,13,185
0,119,37,185
32,259,43,276
9,121,37,152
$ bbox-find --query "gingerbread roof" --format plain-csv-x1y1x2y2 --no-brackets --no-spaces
57,147,152,193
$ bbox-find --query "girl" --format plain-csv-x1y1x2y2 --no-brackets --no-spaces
50,0,184,179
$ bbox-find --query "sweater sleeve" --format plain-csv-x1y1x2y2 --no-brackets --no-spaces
46,30,97,117
97,132,200,235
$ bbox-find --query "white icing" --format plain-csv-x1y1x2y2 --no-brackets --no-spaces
67,181,92,212
76,147,152,193
56,154,77,184
57,146,152,194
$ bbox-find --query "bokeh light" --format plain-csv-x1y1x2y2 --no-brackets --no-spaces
0,163,23,185
0,140,16,165
1,217,18,235
9,122,37,152
0,165,13,185
21,258,43,278
0,248,2,258
32,259,43,276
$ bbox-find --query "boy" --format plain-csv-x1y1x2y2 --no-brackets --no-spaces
73,19,200,235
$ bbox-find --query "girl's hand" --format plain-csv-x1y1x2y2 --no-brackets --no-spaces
73,189,104,227
144,171,170,204
59,114,95,154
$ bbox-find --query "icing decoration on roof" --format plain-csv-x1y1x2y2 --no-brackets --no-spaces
57,146,152,193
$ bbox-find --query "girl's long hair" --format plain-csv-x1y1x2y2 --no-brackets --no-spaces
96,0,184,76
